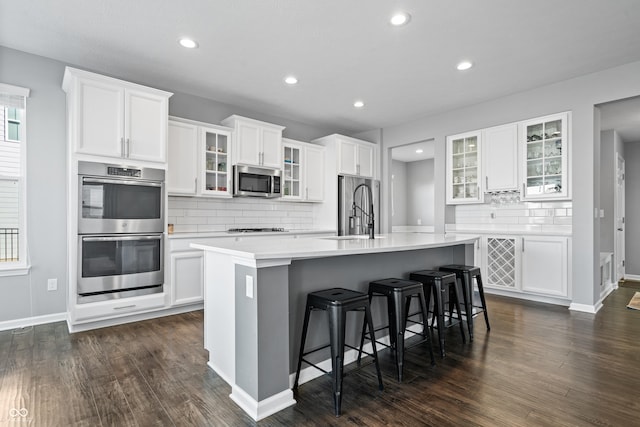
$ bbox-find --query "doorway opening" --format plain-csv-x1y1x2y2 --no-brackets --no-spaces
390,139,435,232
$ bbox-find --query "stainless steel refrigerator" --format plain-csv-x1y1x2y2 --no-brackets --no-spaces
338,175,380,236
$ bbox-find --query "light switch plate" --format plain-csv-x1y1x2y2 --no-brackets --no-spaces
47,278,57,291
245,275,254,299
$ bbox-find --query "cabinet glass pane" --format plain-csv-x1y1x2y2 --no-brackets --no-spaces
450,135,479,200
524,115,566,198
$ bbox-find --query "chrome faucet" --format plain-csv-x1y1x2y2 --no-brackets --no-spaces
350,183,375,239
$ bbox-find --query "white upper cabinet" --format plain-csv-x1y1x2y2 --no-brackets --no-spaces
520,112,570,200
222,115,284,168
337,138,375,178
282,138,325,202
304,144,325,202
167,120,199,195
483,123,518,192
62,67,172,164
446,131,482,204
312,135,376,178
168,117,232,197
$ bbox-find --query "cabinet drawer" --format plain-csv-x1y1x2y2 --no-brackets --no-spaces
72,293,166,322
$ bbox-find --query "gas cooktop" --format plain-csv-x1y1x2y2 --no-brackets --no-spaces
227,228,287,233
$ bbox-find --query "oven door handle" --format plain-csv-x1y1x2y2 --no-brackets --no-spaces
81,235,163,242
82,177,163,187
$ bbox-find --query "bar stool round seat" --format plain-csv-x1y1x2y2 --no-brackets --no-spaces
293,288,384,417
409,270,466,357
357,278,435,382
438,264,490,341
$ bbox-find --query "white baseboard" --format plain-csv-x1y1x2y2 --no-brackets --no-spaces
0,312,67,332
483,287,571,306
624,274,640,281
568,302,602,314
229,386,295,421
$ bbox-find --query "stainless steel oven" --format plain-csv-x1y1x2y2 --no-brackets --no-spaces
78,161,164,234
77,234,164,303
77,161,165,303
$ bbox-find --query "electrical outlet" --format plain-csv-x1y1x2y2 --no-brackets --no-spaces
245,275,254,299
47,278,57,291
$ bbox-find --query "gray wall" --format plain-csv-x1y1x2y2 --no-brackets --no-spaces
391,160,407,226
624,141,640,275
0,46,338,323
0,47,68,322
407,159,435,226
380,59,640,307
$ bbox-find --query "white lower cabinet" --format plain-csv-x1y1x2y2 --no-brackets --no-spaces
170,251,204,306
521,235,569,297
479,234,569,299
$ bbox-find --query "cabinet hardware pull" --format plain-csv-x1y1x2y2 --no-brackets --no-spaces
126,138,130,158
113,305,136,310
522,183,525,196
522,237,525,252
306,187,309,199
195,177,198,193
121,137,125,157
486,176,488,187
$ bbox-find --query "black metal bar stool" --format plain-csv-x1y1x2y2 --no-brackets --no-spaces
357,278,435,382
293,288,384,417
439,264,490,341
409,270,466,357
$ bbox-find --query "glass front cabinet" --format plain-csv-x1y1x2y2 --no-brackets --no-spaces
446,131,482,204
282,142,302,200
520,112,569,200
201,126,231,196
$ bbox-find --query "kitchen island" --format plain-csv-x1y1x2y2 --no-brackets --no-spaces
191,232,478,420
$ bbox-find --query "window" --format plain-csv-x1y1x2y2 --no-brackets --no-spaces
0,83,29,274
5,107,22,142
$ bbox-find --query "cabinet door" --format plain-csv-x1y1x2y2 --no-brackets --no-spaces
167,121,198,195
521,112,569,200
305,145,325,201
261,127,282,168
357,143,374,178
76,78,124,157
236,121,261,165
124,89,168,163
171,251,204,306
446,131,482,204
521,236,568,297
338,140,358,175
484,124,518,191
282,144,302,200
202,127,231,196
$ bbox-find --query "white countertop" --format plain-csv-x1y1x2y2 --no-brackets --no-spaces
167,229,336,239
191,232,479,261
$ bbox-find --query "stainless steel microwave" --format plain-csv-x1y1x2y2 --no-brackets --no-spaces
233,164,282,198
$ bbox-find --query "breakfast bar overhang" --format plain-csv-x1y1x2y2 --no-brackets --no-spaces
191,233,479,421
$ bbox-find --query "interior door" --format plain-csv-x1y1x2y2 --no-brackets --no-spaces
615,154,625,281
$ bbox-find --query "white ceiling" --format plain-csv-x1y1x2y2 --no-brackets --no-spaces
2,1,640,135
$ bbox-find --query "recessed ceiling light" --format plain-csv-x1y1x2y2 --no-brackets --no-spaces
390,12,411,26
457,61,473,71
416,149,424,154
354,100,365,108
284,76,298,85
179,38,198,49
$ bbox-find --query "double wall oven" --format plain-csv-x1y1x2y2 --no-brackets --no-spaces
77,161,165,303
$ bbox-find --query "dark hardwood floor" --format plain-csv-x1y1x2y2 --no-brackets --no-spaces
1,287,639,426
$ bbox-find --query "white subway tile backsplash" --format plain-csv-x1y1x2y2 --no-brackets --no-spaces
453,199,572,236
168,196,316,232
